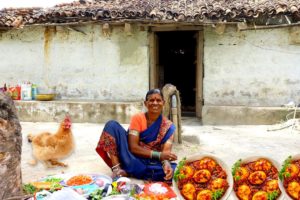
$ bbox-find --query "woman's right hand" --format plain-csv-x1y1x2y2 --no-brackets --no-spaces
163,162,173,180
160,151,177,161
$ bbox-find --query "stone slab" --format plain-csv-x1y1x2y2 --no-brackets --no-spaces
202,105,300,125
15,100,143,124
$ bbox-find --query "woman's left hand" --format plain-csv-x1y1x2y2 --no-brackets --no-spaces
163,162,173,180
160,152,177,161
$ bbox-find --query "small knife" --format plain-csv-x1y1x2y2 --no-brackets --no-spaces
101,183,110,197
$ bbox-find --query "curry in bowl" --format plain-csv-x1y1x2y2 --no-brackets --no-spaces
232,157,282,200
279,155,300,200
173,155,231,200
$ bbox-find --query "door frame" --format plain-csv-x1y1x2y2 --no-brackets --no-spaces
149,26,204,118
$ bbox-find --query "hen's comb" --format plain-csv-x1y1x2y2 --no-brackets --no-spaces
64,115,71,122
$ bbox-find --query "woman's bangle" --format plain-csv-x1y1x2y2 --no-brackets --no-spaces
151,150,161,160
111,163,121,171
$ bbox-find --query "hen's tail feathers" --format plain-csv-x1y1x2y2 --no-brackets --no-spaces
27,134,33,143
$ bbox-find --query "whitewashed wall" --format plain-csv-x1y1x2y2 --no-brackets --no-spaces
0,25,149,101
204,26,300,106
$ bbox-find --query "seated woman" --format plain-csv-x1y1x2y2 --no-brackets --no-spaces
96,89,178,181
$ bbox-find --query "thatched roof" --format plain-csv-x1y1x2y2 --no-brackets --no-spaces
1,0,300,28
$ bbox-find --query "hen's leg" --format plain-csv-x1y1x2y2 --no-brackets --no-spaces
42,160,56,168
48,159,68,167
28,159,37,166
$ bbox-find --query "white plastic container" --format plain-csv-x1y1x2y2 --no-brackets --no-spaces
21,83,32,100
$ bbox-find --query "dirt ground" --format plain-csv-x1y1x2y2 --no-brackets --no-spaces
21,117,300,199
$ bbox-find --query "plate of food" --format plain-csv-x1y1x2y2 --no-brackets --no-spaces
61,174,112,197
137,182,177,199
28,175,64,192
61,174,94,187
173,154,232,200
232,156,283,200
278,155,300,200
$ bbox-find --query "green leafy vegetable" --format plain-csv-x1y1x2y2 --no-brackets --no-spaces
212,189,224,200
173,157,186,182
22,183,37,194
234,175,241,181
232,159,242,180
41,177,63,192
110,181,120,196
48,182,63,192
44,177,63,183
279,155,292,181
89,188,103,200
267,191,279,200
129,187,136,197
110,187,120,195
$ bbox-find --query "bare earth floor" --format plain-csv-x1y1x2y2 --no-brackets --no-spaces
21,117,300,199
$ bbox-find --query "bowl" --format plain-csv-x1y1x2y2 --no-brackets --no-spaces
62,174,94,187
35,93,56,101
232,156,284,200
278,154,300,200
172,153,233,200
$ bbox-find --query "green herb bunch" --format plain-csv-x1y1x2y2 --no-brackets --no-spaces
279,156,292,181
267,191,279,200
89,188,103,200
173,157,186,182
232,159,242,181
110,182,121,195
44,177,63,183
212,189,224,200
22,183,37,194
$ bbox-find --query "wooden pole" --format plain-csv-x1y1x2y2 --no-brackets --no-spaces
171,95,179,143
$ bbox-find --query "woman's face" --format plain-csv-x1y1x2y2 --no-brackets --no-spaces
145,93,164,114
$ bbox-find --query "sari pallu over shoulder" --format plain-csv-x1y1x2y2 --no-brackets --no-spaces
139,114,175,151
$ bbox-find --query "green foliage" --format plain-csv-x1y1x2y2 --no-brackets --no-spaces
22,183,37,194
48,182,63,192
89,188,103,200
110,182,121,196
279,155,292,181
212,189,224,200
267,191,279,200
44,177,63,183
110,187,120,195
232,159,242,180
173,157,186,182
42,177,64,192
129,188,135,197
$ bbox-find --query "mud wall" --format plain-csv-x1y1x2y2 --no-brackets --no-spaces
203,26,300,106
0,25,149,101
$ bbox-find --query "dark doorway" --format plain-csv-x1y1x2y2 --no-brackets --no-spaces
157,31,197,116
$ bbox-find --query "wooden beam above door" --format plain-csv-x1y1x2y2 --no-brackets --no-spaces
150,25,203,32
